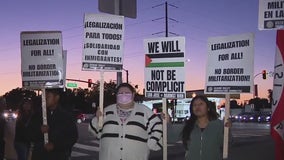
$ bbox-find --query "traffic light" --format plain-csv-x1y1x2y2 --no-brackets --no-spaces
88,79,92,87
262,70,267,79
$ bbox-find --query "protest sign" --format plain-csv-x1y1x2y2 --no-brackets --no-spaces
144,36,186,99
21,31,64,89
259,0,284,30
205,33,254,94
82,13,124,71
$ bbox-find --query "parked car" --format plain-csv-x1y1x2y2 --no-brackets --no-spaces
232,113,245,122
3,109,18,121
229,115,239,122
257,112,271,123
234,112,259,122
73,109,86,123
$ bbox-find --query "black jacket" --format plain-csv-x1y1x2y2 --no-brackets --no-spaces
14,113,32,144
30,106,78,160
0,115,5,141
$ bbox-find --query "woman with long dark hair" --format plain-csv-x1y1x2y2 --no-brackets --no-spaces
168,95,229,160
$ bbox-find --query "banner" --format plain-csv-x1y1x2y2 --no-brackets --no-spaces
205,33,254,94
82,13,124,71
144,36,186,99
271,30,284,160
259,0,284,30
21,31,64,89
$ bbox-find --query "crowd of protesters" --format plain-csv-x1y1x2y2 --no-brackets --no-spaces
0,83,230,160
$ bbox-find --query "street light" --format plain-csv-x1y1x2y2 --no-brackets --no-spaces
122,68,129,83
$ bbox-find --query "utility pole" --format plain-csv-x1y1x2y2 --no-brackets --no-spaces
114,0,123,86
122,68,129,83
152,1,178,37
99,0,137,86
165,1,168,37
125,69,129,83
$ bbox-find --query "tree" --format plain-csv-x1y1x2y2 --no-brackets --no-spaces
249,97,261,111
259,98,269,108
249,97,270,111
4,88,36,110
1,81,142,113
230,100,241,109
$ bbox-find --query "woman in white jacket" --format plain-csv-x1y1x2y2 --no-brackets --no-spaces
89,83,162,160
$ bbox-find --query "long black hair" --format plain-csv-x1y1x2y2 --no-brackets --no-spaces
181,95,219,149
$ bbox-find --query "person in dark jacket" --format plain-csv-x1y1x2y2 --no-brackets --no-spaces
0,97,6,160
30,89,78,160
14,97,34,160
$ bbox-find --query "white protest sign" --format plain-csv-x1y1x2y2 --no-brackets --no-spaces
82,13,124,71
259,0,284,30
144,36,186,99
205,33,254,94
21,31,64,89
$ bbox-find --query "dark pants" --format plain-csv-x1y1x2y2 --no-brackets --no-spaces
14,142,30,160
31,143,70,160
0,140,5,160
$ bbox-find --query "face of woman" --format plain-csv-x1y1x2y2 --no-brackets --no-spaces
192,98,208,118
117,87,134,108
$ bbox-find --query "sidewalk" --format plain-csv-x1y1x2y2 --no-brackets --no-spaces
229,135,274,160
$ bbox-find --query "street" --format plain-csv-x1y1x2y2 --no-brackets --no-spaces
4,120,273,160
71,122,274,160
4,119,17,160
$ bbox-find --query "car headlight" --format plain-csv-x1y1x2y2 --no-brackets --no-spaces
249,117,254,120
266,116,270,120
235,116,238,119
12,113,18,119
3,113,8,118
258,117,261,120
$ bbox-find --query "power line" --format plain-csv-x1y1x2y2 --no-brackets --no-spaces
151,1,179,37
